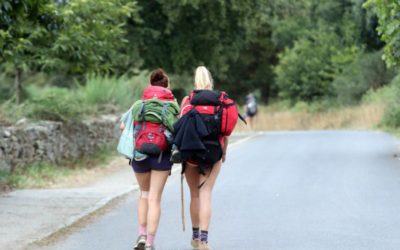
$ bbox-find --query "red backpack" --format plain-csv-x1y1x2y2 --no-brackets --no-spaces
181,90,242,136
142,85,175,100
174,90,244,169
134,86,174,156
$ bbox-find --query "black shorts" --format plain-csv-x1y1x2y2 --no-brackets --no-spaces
246,110,257,117
131,152,173,173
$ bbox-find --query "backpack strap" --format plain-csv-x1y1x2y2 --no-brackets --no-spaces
139,101,145,119
159,102,170,131
198,165,213,189
157,151,163,163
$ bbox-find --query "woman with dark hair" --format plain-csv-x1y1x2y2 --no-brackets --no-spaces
121,69,178,250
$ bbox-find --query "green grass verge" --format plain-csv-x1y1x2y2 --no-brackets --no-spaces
379,127,400,138
0,145,117,191
0,72,149,124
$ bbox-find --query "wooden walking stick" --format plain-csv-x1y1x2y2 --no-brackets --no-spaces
181,173,186,232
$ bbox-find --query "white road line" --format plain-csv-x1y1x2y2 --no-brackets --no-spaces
229,134,258,148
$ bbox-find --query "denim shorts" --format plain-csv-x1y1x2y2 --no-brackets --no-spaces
131,152,173,173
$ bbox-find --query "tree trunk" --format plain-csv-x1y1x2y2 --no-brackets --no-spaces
15,68,22,104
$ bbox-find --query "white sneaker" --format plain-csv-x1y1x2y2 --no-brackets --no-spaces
133,235,146,250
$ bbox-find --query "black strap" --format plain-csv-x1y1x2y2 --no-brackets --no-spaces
239,113,247,124
202,140,220,146
198,166,212,189
180,161,213,189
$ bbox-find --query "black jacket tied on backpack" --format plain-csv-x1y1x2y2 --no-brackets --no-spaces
173,90,227,172
173,108,210,155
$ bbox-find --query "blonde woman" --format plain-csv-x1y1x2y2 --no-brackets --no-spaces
175,66,233,250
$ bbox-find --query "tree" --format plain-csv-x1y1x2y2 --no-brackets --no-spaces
364,0,400,67
0,0,138,103
133,0,259,81
220,2,277,102
274,31,341,102
270,0,384,103
43,0,138,76
0,1,57,103
333,50,395,104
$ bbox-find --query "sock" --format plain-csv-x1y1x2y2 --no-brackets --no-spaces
138,224,146,236
200,230,208,243
146,233,155,246
192,227,200,240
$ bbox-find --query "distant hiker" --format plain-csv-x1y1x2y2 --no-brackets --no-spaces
120,69,179,250
244,92,257,130
173,66,242,250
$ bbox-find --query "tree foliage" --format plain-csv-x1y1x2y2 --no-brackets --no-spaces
0,1,56,72
275,32,340,102
333,50,395,104
134,0,259,78
0,0,138,102
44,0,138,75
364,0,400,67
272,0,386,103
0,0,394,107
0,0,60,103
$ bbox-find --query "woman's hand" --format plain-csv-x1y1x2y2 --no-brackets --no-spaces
222,153,226,163
120,122,125,131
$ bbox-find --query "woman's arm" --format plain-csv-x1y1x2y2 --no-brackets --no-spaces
222,136,229,163
179,96,190,117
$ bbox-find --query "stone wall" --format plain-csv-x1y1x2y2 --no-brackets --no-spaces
0,115,120,172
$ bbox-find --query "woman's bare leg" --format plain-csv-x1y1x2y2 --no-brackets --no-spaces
199,160,222,231
134,172,151,232
146,170,170,235
185,163,201,228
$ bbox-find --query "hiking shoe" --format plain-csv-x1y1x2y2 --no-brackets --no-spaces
145,245,155,250
170,149,182,163
191,239,200,249
198,242,212,250
133,235,146,250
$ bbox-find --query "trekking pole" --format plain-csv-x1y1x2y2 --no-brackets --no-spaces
181,174,186,232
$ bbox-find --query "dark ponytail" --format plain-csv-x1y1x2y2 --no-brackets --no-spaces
150,68,169,88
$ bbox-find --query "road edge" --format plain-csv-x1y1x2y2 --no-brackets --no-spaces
27,134,255,248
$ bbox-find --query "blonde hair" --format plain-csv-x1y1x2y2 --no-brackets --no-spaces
194,66,213,90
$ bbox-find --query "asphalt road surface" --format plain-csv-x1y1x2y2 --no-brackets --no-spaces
39,131,400,250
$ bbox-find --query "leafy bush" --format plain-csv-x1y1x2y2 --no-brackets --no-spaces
0,72,149,123
79,72,148,112
25,87,85,122
274,32,340,103
290,99,338,113
381,75,400,128
362,83,397,105
333,51,395,105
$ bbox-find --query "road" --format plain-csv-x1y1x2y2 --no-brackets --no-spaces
38,131,400,250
